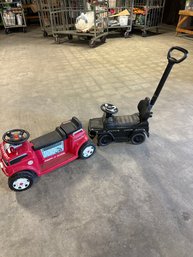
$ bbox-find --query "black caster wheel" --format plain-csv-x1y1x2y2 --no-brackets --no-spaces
89,40,96,48
68,35,73,40
55,36,61,44
100,36,106,43
43,30,48,37
124,31,130,38
23,27,27,33
5,28,10,34
142,31,148,37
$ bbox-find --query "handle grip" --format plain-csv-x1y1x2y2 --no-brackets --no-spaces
167,46,188,64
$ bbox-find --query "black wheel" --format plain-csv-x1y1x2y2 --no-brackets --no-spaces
98,134,113,146
89,40,96,48
8,171,37,192
5,28,10,34
124,31,130,38
68,34,73,40
130,132,146,145
142,31,147,37
55,36,60,44
100,36,106,43
43,30,48,37
23,27,27,33
79,140,96,159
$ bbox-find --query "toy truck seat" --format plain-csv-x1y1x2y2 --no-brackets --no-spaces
31,130,65,150
60,117,82,135
31,117,82,151
105,114,140,128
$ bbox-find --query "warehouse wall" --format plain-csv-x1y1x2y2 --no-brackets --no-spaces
163,0,186,25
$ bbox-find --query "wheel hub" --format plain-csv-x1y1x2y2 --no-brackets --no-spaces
82,146,94,158
13,178,30,190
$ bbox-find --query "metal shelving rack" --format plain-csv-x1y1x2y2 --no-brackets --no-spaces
0,0,27,33
50,0,109,47
108,0,134,38
133,0,165,36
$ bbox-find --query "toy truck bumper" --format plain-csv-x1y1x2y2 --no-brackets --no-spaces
0,159,9,176
88,118,104,138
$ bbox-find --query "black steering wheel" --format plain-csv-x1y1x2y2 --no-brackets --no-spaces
101,103,118,115
2,129,30,145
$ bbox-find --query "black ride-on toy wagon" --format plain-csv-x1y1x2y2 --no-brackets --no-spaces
88,46,188,146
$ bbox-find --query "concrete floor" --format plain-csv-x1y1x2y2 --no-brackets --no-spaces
0,26,193,257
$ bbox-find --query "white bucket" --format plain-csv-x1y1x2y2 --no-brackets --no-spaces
118,16,129,26
16,14,23,25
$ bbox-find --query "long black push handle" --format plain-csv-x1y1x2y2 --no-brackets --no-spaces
149,46,188,109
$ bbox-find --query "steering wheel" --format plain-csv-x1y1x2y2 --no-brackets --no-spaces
101,103,118,115
2,129,30,145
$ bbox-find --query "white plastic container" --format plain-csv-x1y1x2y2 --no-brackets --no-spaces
16,14,23,25
118,16,129,26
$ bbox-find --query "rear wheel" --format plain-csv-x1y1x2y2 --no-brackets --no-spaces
130,132,146,145
79,141,96,159
8,171,37,192
98,134,113,146
100,36,106,43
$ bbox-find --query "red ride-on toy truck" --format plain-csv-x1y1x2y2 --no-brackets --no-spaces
0,117,95,192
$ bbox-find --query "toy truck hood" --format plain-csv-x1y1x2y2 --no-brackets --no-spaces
0,141,32,165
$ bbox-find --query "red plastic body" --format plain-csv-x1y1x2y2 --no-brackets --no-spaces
0,129,89,177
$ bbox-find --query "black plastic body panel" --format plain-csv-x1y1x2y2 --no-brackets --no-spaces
88,114,149,142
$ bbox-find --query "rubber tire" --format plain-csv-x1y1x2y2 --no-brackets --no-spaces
89,40,96,48
100,36,106,43
130,132,146,145
98,134,113,146
43,31,48,37
124,31,130,38
8,171,37,192
55,36,60,44
79,140,96,159
68,35,73,40
5,29,10,34
142,31,147,37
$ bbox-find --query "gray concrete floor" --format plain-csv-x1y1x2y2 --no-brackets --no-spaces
0,26,193,257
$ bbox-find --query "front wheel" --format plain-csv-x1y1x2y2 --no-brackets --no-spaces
8,171,37,192
100,36,106,43
5,28,10,34
89,40,96,48
124,31,130,38
130,132,146,145
79,141,96,159
98,134,113,146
